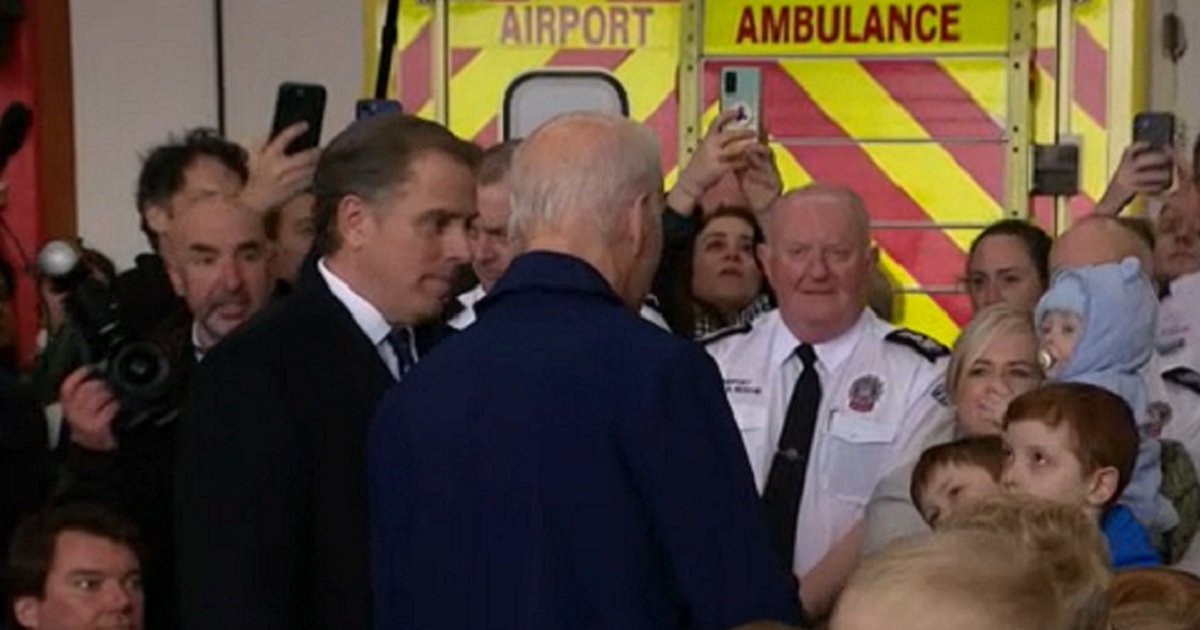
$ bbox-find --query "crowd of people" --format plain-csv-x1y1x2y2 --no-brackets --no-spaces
0,104,1197,630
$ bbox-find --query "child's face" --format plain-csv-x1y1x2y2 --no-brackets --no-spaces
1039,310,1081,377
917,463,1001,528
1001,418,1112,512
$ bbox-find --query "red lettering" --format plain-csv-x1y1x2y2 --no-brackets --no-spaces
582,6,605,46
888,5,912,43
794,6,814,42
816,6,839,44
500,6,521,44
916,4,938,42
610,7,629,46
862,5,883,42
559,6,580,43
763,6,790,43
631,7,653,46
844,6,864,43
536,6,556,45
941,3,962,42
736,6,758,44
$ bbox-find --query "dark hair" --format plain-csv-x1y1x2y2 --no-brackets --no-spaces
311,112,481,255
661,207,772,338
478,139,522,187
135,128,249,250
911,435,1006,511
6,504,142,603
968,219,1053,288
1004,383,1140,508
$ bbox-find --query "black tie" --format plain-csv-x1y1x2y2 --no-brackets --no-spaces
386,328,416,380
762,343,822,572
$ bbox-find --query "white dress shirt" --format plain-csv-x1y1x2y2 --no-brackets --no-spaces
447,285,487,330
318,259,412,380
705,309,951,575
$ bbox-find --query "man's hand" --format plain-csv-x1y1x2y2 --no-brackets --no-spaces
60,367,120,452
739,143,782,214
1095,142,1174,216
240,122,320,214
668,109,758,216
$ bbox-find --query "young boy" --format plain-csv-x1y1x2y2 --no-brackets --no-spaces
1034,256,1174,535
1001,382,1161,569
910,436,1006,528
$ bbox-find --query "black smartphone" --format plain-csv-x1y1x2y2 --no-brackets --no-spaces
356,98,403,121
1133,112,1176,151
271,82,327,154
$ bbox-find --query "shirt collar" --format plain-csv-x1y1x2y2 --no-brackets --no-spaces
191,321,206,363
318,257,393,347
769,309,873,371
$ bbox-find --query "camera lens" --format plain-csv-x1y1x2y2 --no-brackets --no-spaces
724,72,737,93
111,342,170,398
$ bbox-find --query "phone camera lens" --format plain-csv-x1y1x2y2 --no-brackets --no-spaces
724,73,737,93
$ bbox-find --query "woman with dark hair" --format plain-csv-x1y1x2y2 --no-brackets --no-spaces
660,207,774,338
964,219,1053,313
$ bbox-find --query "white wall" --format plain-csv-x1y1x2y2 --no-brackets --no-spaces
1149,0,1200,150
70,0,363,270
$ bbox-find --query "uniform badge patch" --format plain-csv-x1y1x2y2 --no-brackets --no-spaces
848,375,884,413
1147,402,1173,439
931,382,950,407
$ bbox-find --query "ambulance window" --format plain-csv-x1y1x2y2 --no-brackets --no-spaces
503,71,629,140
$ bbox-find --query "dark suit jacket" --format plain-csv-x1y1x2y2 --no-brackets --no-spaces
368,252,800,630
176,273,421,630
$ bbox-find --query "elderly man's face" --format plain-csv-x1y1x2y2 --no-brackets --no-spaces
1155,188,1200,283
762,194,874,343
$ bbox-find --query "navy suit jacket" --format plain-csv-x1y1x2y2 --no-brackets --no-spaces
368,252,799,630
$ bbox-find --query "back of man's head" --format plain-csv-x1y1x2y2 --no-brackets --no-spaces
1050,215,1154,274
136,129,249,251
508,112,662,248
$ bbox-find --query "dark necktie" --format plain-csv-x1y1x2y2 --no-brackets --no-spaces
762,343,822,572
386,327,416,380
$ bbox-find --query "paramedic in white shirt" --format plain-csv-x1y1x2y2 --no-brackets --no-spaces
704,183,950,621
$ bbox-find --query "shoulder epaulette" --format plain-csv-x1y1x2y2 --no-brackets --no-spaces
698,322,753,346
885,328,950,363
1165,367,1200,396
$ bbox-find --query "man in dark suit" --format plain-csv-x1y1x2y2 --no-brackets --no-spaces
57,196,275,630
175,113,479,630
368,113,800,630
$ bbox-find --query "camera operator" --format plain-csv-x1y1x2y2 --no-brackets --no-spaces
56,196,275,630
119,125,315,338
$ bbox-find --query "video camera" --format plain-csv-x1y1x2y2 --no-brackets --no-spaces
38,240,176,432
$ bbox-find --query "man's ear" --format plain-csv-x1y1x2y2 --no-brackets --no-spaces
1085,465,1120,509
144,203,171,236
626,193,650,255
336,195,374,251
14,596,39,628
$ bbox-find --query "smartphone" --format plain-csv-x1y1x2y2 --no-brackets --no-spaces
719,67,762,134
1133,112,1176,151
356,98,403,121
271,82,327,154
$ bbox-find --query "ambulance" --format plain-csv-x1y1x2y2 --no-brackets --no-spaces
364,0,1148,343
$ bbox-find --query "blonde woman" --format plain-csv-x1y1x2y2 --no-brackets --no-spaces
862,304,1042,553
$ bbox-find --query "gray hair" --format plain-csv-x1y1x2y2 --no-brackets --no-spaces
508,112,662,247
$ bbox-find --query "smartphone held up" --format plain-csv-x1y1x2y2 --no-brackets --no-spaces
271,82,327,155
719,67,762,135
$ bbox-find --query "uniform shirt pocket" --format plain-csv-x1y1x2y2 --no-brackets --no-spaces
730,402,771,489
821,409,899,505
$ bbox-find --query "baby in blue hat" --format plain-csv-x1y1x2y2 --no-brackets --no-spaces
1034,256,1176,537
